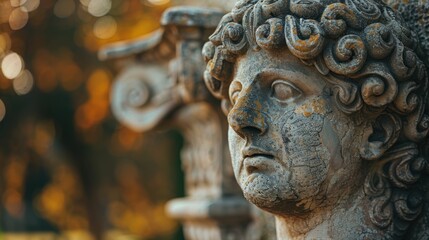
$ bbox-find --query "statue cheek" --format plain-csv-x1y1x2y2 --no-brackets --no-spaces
320,117,343,171
280,112,331,198
228,126,245,179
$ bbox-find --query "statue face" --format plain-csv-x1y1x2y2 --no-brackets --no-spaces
228,49,364,215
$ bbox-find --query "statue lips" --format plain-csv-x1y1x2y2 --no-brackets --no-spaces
242,146,275,175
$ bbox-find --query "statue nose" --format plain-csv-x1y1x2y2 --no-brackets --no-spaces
228,107,268,138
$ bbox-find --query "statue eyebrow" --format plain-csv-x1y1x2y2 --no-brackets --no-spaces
256,68,324,94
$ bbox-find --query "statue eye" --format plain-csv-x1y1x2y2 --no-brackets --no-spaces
271,80,302,102
229,81,242,105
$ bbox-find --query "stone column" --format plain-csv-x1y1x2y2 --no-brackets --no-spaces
100,6,274,240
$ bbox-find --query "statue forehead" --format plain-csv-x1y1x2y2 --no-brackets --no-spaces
234,49,326,90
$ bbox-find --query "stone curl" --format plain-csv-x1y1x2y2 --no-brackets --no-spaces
203,0,429,236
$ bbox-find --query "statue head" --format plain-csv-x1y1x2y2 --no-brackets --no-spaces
203,0,429,237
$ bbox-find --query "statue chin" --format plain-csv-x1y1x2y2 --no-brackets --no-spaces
240,173,311,216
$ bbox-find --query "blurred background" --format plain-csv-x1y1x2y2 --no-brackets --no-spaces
0,0,187,239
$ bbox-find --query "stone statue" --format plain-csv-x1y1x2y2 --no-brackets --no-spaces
203,0,429,239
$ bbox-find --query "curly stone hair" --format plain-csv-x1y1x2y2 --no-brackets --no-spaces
202,0,429,237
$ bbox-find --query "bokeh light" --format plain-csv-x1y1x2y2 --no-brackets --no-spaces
9,7,28,30
93,16,117,39
0,0,180,238
36,164,90,231
21,0,40,12
9,0,24,8
87,0,111,17
4,158,26,217
1,52,23,79
75,68,111,130
32,121,56,155
13,69,33,95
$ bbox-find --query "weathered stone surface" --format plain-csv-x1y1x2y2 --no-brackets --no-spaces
204,0,429,239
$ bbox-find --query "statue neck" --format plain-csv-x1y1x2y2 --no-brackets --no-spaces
274,188,388,239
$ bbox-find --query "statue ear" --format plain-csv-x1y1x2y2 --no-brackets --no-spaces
360,114,401,160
